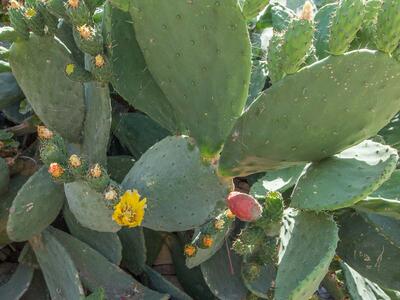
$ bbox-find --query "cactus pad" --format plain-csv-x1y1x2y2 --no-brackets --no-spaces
64,181,120,232
122,136,229,232
130,0,251,156
0,263,34,299
50,227,168,299
291,141,398,211
9,35,85,142
118,227,146,275
0,158,9,195
219,50,400,176
7,167,65,241
275,211,338,300
30,230,85,299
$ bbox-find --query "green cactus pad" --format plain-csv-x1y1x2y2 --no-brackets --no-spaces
219,50,400,177
0,158,9,195
107,156,135,183
144,265,192,300
63,207,122,264
64,180,120,232
341,261,391,300
275,211,338,300
165,234,215,300
201,241,248,300
19,244,39,269
250,164,306,199
241,259,276,299
9,34,85,142
314,3,337,58
0,175,29,247
130,0,251,156
113,112,170,160
122,136,228,232
337,212,400,290
21,271,51,300
30,230,85,300
379,112,400,147
7,167,65,242
361,213,400,248
0,26,19,43
118,227,146,275
257,3,296,32
242,0,270,19
0,263,34,299
291,141,398,211
328,0,365,55
375,0,400,54
246,60,268,108
144,228,164,266
355,170,400,220
50,227,169,299
82,80,111,166
186,222,233,269
0,72,24,110
103,4,179,133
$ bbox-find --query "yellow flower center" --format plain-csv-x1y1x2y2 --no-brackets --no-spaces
65,64,75,75
112,190,147,228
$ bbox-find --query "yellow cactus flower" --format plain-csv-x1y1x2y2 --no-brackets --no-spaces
112,190,147,227
65,64,75,75
68,154,81,168
37,125,54,140
89,163,102,178
184,244,197,257
94,54,105,68
202,234,213,248
48,163,64,178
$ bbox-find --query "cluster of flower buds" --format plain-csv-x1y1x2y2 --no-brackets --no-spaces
184,209,235,257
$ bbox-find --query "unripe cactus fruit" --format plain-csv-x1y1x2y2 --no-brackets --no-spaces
184,244,197,257
48,162,64,178
227,192,263,222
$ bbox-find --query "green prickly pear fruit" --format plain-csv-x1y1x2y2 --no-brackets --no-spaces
86,163,110,191
232,225,264,256
266,34,284,82
45,0,69,20
256,191,283,237
375,0,400,54
329,0,365,55
227,192,263,222
8,1,30,40
90,54,112,83
65,63,94,82
280,18,314,74
24,6,45,36
73,24,103,56
65,0,90,26
40,142,67,165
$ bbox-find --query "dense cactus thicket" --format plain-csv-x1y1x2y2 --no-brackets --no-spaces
0,0,400,299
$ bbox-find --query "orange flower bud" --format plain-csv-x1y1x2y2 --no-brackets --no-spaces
225,209,235,219
77,24,93,40
89,164,102,178
214,219,225,230
48,163,64,178
184,244,197,257
300,1,314,21
202,234,213,248
68,154,82,168
37,126,54,140
68,0,79,8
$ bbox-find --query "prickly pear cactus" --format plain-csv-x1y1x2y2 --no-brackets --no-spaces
1,0,400,298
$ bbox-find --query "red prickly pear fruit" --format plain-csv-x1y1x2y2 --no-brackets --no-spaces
226,192,263,222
